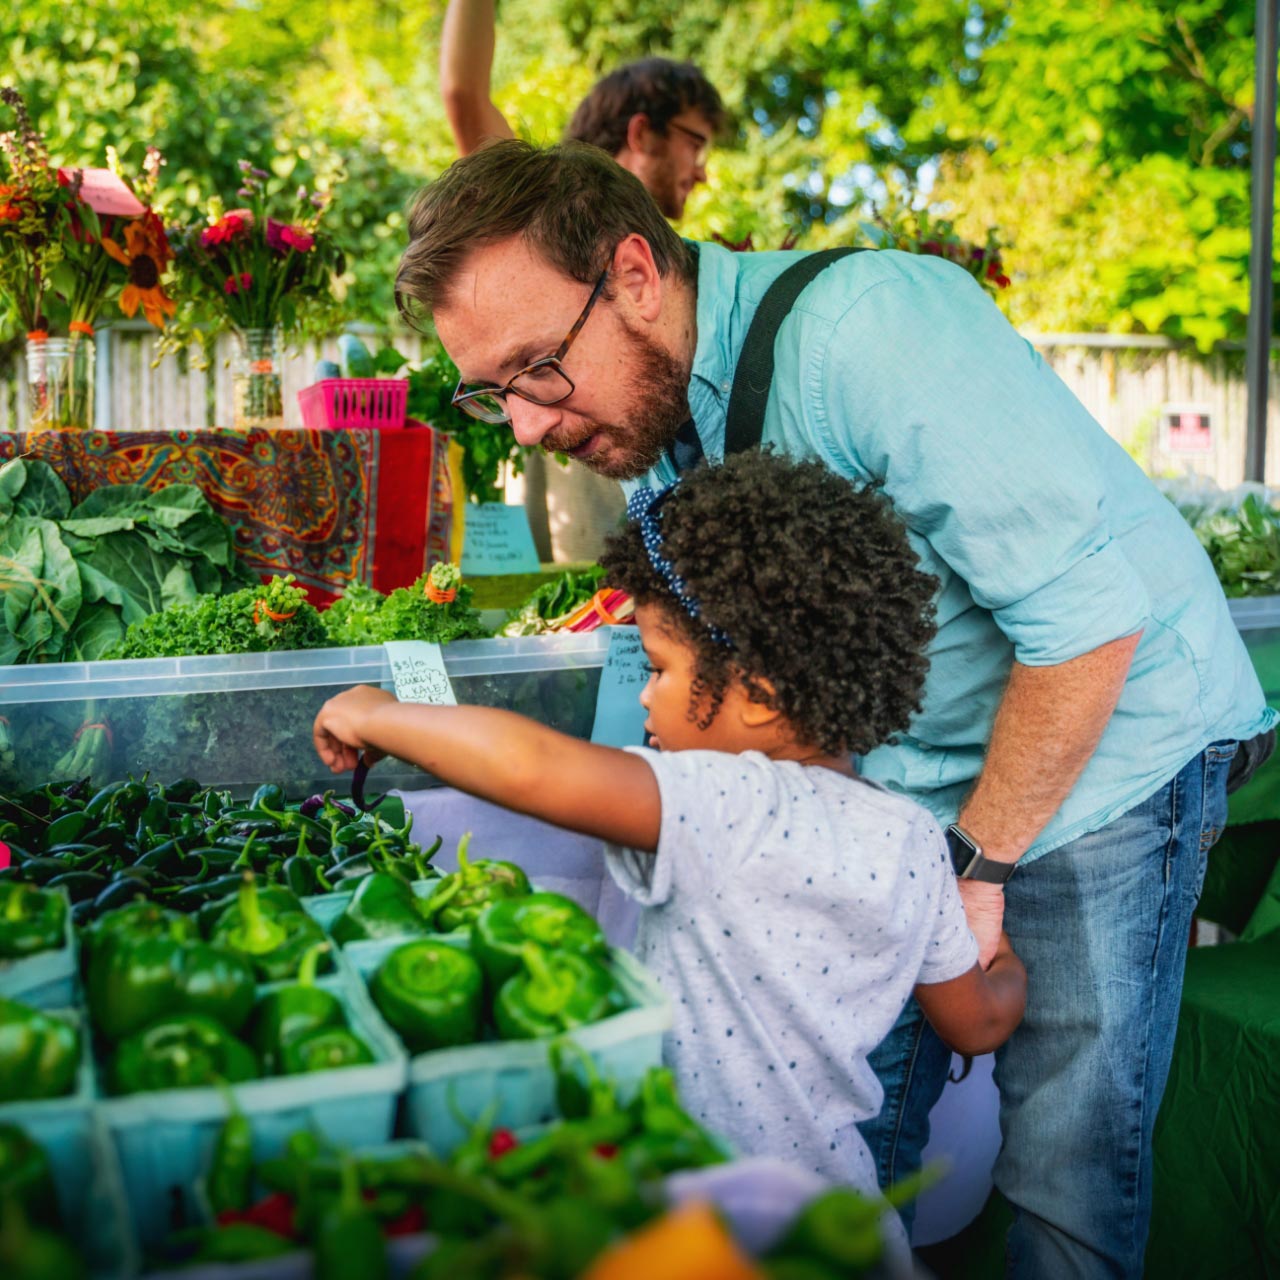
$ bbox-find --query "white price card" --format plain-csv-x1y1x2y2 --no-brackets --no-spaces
383,640,458,706
589,626,650,748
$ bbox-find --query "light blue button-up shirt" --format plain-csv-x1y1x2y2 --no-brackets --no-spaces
627,241,1276,860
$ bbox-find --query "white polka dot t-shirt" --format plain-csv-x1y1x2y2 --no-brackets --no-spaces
606,746,978,1193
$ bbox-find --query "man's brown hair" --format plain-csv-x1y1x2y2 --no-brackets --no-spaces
395,140,693,328
566,58,725,156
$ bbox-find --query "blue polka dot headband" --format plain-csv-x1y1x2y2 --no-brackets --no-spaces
626,483,733,647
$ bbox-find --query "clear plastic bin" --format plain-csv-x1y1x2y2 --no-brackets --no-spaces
0,633,609,798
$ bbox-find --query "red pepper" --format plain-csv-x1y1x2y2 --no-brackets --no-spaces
215,1192,298,1239
488,1128,518,1158
383,1204,427,1237
595,1143,620,1160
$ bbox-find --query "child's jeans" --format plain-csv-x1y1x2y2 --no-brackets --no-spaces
858,741,1236,1278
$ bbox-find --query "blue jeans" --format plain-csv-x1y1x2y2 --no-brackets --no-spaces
858,742,1236,1276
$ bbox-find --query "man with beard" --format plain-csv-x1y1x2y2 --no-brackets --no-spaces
440,0,723,220
394,139,1276,1280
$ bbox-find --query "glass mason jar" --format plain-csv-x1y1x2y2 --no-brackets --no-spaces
25,332,96,430
231,327,285,430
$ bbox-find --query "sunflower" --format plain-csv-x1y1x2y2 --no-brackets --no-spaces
102,210,176,328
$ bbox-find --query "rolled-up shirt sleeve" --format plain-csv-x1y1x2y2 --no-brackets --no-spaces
812,256,1149,665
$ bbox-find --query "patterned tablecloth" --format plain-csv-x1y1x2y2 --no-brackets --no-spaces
0,424,453,604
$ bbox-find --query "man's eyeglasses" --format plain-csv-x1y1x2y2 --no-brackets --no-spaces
666,120,711,166
450,267,610,425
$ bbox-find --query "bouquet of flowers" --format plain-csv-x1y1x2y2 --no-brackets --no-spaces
0,88,174,428
164,162,345,428
860,204,1012,297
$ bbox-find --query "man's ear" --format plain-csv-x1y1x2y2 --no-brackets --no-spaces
611,234,663,322
624,112,658,156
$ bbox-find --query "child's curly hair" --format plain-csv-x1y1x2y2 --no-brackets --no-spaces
600,450,938,756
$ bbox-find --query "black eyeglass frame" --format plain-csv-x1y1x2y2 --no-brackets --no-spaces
450,266,611,424
665,119,711,164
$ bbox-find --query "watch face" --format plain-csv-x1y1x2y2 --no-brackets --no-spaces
945,825,981,876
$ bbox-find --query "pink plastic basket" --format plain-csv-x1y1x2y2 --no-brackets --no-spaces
298,378,409,430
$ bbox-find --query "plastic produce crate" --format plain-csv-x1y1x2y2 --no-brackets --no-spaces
97,964,407,1251
0,1010,138,1275
297,378,408,430
347,939,671,1155
0,887,77,1008
0,632,609,799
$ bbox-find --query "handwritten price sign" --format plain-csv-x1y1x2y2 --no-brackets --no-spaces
460,503,541,575
589,627,650,748
383,641,458,706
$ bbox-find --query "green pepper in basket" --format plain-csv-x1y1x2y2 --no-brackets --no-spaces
472,892,606,987
369,939,483,1053
0,884,65,960
329,872,433,945
86,929,256,1042
204,873,329,983
0,1124,61,1230
247,942,343,1074
207,1085,255,1217
80,901,199,970
109,1014,258,1095
280,1027,375,1075
494,945,624,1041
0,998,79,1103
423,834,531,933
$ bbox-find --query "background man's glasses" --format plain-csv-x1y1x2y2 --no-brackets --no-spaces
450,267,610,424
666,120,710,165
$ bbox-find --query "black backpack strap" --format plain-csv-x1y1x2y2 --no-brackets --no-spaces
723,247,863,457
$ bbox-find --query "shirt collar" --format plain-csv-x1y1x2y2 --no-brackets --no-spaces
684,239,744,466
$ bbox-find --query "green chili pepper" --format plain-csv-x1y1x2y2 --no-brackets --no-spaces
472,892,606,987
369,939,483,1053
494,945,623,1041
422,835,532,934
280,1027,375,1075
206,1085,255,1217
0,1124,61,1230
313,1157,387,1280
109,1014,258,1095
329,872,433,945
0,884,65,960
0,999,79,1104
767,1187,887,1273
41,812,89,850
250,784,287,813
87,929,256,1043
248,943,343,1074
550,1038,619,1121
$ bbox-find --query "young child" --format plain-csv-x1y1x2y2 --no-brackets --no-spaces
313,450,1025,1209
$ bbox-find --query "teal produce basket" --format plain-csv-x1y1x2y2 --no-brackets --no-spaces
0,887,77,1008
0,1010,137,1276
348,941,672,1154
97,964,407,1252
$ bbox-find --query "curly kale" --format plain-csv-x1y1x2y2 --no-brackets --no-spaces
109,575,330,659
321,581,388,647
362,572,490,644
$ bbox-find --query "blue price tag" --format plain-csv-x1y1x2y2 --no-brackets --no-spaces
590,627,650,748
460,502,541,575
384,641,457,705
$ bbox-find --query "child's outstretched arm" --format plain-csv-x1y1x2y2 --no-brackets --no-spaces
313,685,661,851
912,932,1027,1056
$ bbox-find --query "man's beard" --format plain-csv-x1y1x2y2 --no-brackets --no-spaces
543,324,690,481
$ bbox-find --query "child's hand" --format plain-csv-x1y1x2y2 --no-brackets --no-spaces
313,685,396,773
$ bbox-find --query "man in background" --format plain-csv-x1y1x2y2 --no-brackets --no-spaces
439,0,724,219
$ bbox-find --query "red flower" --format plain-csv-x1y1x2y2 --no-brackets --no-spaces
267,217,315,254
223,271,254,295
202,210,253,248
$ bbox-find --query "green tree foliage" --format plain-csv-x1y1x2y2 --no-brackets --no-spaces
0,0,1267,349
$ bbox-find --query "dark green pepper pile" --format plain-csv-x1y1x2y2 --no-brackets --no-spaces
0,777,440,925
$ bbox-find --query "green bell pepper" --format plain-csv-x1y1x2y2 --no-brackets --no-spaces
80,900,198,970
86,930,256,1043
202,874,329,983
280,1026,375,1075
494,945,623,1040
329,872,433,945
0,1124,61,1230
472,892,606,987
109,1014,258,1094
0,884,66,960
0,999,79,1103
248,943,343,1074
423,835,531,934
369,939,483,1053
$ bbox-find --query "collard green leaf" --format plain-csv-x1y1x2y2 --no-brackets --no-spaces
12,461,71,520
79,531,193,625
139,484,213,530
0,458,25,517
59,516,137,538
64,601,124,662
68,485,152,519
30,519,83,660
0,518,45,638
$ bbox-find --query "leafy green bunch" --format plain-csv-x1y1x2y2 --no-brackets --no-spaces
1191,495,1280,599
324,567,490,647
860,200,1011,297
0,457,251,665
